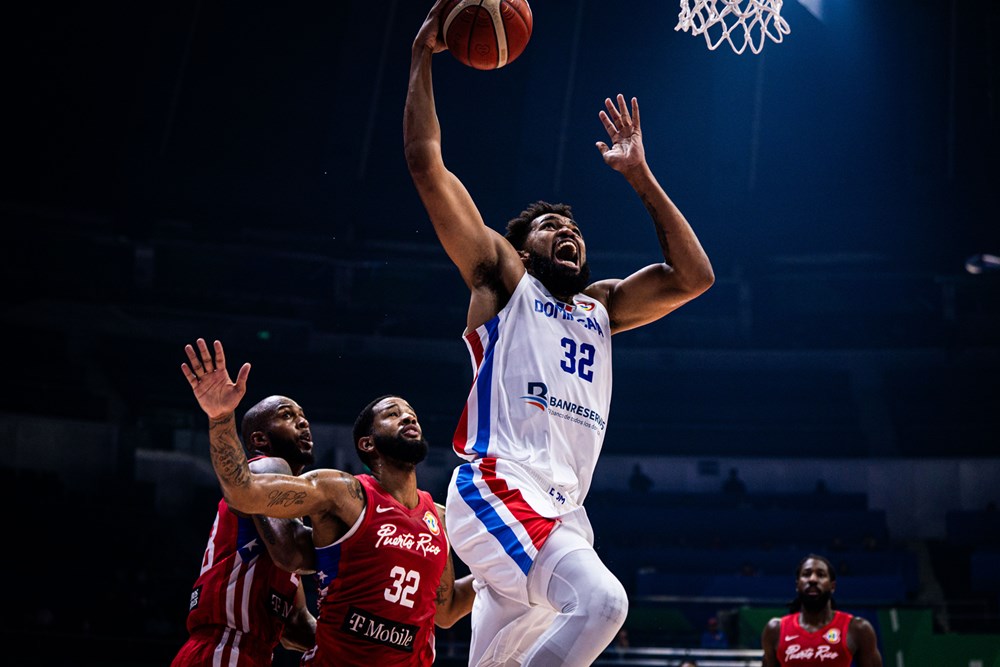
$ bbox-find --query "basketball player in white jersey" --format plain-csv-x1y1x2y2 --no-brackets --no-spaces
404,2,714,665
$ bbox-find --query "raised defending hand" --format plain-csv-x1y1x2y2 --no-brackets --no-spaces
180,338,251,420
596,94,646,175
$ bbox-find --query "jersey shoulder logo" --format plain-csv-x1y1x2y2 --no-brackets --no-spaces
375,505,393,513
824,628,841,643
423,511,440,535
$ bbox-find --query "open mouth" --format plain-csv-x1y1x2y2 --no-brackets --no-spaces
401,425,421,439
554,239,578,265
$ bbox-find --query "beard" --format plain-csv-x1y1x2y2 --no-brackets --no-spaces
798,589,832,613
528,253,591,298
267,436,315,469
372,431,429,465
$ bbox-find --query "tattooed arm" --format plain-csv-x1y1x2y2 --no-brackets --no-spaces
249,457,316,574
204,407,350,519
181,338,365,526
433,503,475,628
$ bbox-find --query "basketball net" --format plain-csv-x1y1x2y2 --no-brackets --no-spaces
676,0,790,55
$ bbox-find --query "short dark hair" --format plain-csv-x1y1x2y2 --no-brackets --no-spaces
352,395,395,469
504,201,576,250
241,396,285,453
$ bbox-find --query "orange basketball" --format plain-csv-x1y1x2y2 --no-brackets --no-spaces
440,0,533,71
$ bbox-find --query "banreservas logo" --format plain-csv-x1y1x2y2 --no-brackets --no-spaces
519,381,606,431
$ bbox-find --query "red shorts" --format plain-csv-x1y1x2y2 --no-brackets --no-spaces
171,626,275,667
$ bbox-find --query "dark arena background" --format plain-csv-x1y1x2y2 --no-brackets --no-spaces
2,1,998,665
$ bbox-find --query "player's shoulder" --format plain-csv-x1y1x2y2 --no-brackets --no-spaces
299,469,367,501
761,616,783,644
848,614,875,633
302,468,358,483
582,279,617,311
248,456,293,475
846,613,879,653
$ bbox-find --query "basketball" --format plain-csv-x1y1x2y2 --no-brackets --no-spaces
440,0,533,71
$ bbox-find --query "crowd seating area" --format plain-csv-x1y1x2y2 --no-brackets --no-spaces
924,509,1000,634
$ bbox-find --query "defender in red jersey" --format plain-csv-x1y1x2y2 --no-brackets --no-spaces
181,337,475,667
761,554,883,667
302,474,448,666
172,396,318,667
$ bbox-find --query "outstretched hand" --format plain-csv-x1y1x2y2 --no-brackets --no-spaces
181,338,251,420
596,94,646,175
413,0,449,54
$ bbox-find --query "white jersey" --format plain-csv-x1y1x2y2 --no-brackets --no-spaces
452,272,613,508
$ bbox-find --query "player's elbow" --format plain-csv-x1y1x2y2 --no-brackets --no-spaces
221,487,255,515
694,266,715,294
435,576,474,628
278,635,306,652
276,551,317,576
404,139,444,177
434,608,460,629
279,615,316,652
679,264,715,298
270,551,303,574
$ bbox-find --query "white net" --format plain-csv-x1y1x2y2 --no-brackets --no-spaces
676,0,791,55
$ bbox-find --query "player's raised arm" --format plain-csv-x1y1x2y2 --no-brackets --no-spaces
403,0,523,308
181,338,365,522
588,94,715,334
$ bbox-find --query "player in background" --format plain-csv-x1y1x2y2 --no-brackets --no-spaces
181,337,474,667
404,1,715,664
171,394,317,666
761,554,883,667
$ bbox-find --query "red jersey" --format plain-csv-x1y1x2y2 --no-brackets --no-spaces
777,611,854,666
172,458,300,667
302,474,448,667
